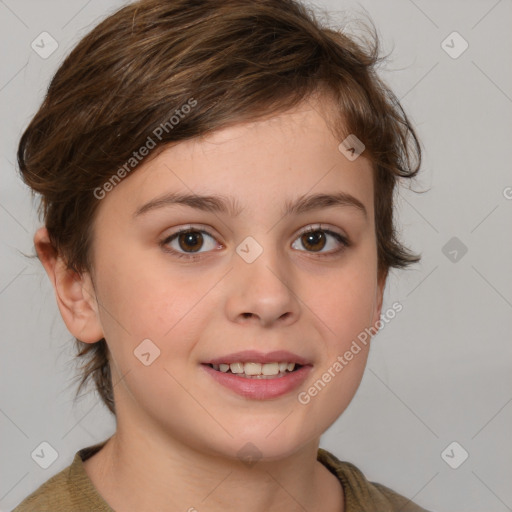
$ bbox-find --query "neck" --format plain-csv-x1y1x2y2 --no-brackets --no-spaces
83,424,344,512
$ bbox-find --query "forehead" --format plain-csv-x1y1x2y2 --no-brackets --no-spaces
96,98,375,223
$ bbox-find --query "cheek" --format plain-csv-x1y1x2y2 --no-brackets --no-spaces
296,268,376,432
296,246,378,409
306,252,378,347
93,248,197,337
92,248,216,392
308,273,374,390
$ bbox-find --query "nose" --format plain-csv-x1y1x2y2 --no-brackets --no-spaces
224,244,301,328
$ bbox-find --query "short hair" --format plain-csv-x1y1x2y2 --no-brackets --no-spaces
17,0,421,416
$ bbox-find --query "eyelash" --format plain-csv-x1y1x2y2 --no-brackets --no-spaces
160,224,350,261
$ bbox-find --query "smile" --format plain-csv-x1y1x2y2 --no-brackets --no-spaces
207,361,301,378
201,362,312,399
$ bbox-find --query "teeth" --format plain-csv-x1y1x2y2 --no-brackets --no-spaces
230,362,244,374
210,361,298,376
244,362,261,375
262,362,279,375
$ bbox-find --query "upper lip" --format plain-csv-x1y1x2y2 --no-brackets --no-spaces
203,350,312,366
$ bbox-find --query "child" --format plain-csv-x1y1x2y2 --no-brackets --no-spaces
13,0,431,510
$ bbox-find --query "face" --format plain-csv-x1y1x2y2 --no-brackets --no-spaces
86,96,385,461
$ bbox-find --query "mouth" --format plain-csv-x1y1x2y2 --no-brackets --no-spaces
200,350,313,399
203,361,304,379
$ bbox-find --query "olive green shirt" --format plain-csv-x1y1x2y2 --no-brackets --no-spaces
13,440,430,511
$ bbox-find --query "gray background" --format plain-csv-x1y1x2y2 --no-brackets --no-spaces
1,1,511,511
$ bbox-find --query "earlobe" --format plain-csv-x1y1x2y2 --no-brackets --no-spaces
34,227,104,344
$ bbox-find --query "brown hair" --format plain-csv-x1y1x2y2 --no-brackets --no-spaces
17,0,421,416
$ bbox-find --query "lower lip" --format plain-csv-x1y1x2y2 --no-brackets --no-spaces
201,364,313,400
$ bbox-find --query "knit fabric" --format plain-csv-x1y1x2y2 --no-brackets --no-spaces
13,441,430,511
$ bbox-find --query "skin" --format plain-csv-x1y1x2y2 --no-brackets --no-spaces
35,94,386,512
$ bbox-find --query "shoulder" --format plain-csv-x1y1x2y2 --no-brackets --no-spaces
317,448,432,512
12,463,75,512
12,442,112,512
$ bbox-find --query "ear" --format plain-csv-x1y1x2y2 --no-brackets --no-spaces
34,227,104,343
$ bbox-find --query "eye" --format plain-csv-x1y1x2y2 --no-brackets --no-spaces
291,224,349,256
160,226,221,259
160,224,350,261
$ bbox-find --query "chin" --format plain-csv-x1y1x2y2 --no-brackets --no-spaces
208,421,319,463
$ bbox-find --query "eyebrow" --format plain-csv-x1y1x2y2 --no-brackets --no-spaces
134,191,367,219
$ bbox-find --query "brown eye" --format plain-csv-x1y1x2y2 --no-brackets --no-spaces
177,230,204,252
291,226,349,256
300,230,326,252
162,228,219,258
